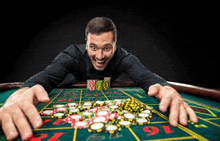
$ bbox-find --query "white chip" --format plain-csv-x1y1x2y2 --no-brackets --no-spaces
93,116,106,123
96,101,104,104
109,105,118,109
54,104,65,108
119,121,131,126
138,113,150,118
67,103,78,107
83,102,92,106
141,109,151,114
90,122,104,130
124,113,135,119
70,109,79,112
54,113,64,117
97,111,108,116
136,118,148,123
41,110,54,115
75,121,88,126
105,100,112,104
106,125,117,131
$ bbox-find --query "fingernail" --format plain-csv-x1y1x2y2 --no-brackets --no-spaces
160,106,165,112
171,120,178,126
34,118,42,128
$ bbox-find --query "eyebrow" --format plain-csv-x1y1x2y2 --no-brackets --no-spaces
89,43,97,46
89,43,113,48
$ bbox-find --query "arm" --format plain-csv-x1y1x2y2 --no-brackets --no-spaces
120,53,169,90
22,45,81,93
121,53,198,126
0,85,49,140
1,45,82,140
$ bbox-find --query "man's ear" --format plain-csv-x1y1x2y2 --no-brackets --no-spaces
113,42,117,53
85,40,88,50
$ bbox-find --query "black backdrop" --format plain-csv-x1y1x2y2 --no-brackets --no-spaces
1,3,219,88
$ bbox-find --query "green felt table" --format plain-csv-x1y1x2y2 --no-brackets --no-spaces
0,87,220,141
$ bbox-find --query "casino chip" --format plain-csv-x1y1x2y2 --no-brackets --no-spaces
123,113,136,121
88,122,105,133
53,104,66,108
72,121,90,129
64,114,83,123
91,116,109,123
48,96,153,134
52,113,65,119
96,110,110,117
54,107,67,113
136,118,150,125
118,120,131,128
138,113,150,119
69,109,80,115
66,102,78,107
105,124,121,134
40,110,54,116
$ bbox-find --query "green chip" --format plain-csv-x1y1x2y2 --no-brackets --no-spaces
96,80,103,90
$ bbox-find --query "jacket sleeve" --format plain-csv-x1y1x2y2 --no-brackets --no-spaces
22,45,80,93
120,53,169,92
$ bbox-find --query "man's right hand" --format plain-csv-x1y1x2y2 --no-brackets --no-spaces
0,84,50,140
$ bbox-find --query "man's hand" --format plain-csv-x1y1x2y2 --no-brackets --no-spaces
148,84,198,127
0,84,50,140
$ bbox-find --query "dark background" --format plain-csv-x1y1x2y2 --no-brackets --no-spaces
1,3,219,88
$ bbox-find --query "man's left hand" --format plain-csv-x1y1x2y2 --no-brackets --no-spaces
148,84,198,126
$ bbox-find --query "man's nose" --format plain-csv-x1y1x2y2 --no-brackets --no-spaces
96,49,104,59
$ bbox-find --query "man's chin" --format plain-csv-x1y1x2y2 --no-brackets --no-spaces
94,66,105,71
93,63,106,71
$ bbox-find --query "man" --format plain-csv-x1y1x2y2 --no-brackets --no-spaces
0,17,198,140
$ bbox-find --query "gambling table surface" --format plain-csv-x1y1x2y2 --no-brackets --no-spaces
0,81,220,141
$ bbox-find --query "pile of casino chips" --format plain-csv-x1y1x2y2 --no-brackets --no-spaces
87,77,111,91
40,98,153,134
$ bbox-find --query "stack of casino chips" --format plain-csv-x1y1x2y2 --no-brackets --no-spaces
87,77,111,91
87,80,96,91
40,98,153,134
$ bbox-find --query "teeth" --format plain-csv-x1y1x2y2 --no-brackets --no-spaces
96,60,105,63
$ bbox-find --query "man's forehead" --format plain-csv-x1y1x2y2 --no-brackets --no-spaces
87,32,114,44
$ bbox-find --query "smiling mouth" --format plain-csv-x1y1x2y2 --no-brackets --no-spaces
94,59,106,67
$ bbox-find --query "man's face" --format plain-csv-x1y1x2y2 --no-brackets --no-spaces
86,31,116,71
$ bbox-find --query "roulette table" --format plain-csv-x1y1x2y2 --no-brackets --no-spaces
0,81,220,141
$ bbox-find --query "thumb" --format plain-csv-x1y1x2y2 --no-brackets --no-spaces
148,84,161,97
32,84,50,103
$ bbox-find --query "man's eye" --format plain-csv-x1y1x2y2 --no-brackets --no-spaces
90,46,97,51
103,46,112,51
104,47,110,51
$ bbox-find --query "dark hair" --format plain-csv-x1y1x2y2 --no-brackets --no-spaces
85,17,117,42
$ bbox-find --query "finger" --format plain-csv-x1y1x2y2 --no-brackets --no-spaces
21,102,42,129
169,97,182,127
11,109,33,140
32,85,50,103
1,114,19,140
184,102,198,123
179,104,188,126
159,90,172,112
148,84,161,96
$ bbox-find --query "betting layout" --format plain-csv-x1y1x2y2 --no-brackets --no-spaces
21,87,220,141
39,89,153,135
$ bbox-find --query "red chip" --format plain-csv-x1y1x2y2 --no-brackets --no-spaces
54,107,67,113
109,113,119,120
64,114,83,123
95,110,110,117
71,121,90,129
66,102,78,107
91,116,109,123
40,110,54,116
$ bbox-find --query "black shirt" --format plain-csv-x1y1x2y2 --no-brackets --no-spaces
22,44,168,93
